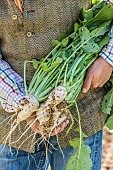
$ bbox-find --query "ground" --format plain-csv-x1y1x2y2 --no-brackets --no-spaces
102,127,113,170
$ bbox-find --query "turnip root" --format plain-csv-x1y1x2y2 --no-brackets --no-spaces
45,86,67,106
17,95,39,122
35,86,68,134
1,87,68,148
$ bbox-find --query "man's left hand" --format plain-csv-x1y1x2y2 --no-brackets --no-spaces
82,56,113,93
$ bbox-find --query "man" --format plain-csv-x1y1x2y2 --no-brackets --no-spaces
0,0,113,169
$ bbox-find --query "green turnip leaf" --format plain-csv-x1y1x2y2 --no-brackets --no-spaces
82,40,99,52
66,145,92,170
90,21,111,37
102,88,113,115
85,4,113,27
105,114,113,130
52,39,60,47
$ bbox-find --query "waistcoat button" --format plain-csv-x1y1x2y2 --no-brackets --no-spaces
12,14,18,20
27,32,32,37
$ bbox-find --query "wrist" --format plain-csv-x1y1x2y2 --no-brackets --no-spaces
8,91,26,112
99,56,113,70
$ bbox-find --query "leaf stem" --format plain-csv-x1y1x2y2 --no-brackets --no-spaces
75,101,82,170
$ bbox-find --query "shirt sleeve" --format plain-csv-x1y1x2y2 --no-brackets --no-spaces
103,0,113,5
99,0,113,66
0,59,26,112
99,26,113,67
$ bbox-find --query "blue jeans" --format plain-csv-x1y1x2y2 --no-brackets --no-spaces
0,130,103,170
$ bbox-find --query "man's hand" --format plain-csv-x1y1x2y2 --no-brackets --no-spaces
26,114,69,136
82,56,113,93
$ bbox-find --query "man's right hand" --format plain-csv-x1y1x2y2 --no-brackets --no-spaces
26,114,69,136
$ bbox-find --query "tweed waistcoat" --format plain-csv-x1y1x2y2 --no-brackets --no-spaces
0,0,108,152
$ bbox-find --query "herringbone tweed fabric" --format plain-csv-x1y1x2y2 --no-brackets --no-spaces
0,0,108,152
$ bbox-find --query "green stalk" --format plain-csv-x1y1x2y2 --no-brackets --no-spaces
66,55,97,101
24,60,34,95
34,66,60,97
37,68,59,93
29,31,80,92
64,64,68,88
37,71,60,99
67,77,84,101
66,58,79,79
71,81,84,101
28,69,43,93
28,71,47,95
38,95,48,102
45,71,60,89
36,84,55,100
65,37,80,51
55,36,94,86
69,54,86,82
66,110,74,135
76,56,97,79
31,43,61,79
30,30,78,85
75,101,82,170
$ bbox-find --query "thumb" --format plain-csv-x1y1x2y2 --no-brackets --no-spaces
82,72,93,93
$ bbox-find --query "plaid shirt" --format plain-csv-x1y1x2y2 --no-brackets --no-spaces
0,0,113,112
100,0,113,65
104,0,113,5
0,60,25,112
100,26,113,66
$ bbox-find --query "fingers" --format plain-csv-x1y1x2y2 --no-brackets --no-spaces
26,114,46,135
82,69,93,93
98,79,108,88
26,112,70,136
26,113,37,125
50,119,70,136
82,57,113,93
98,71,112,87
84,66,112,90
